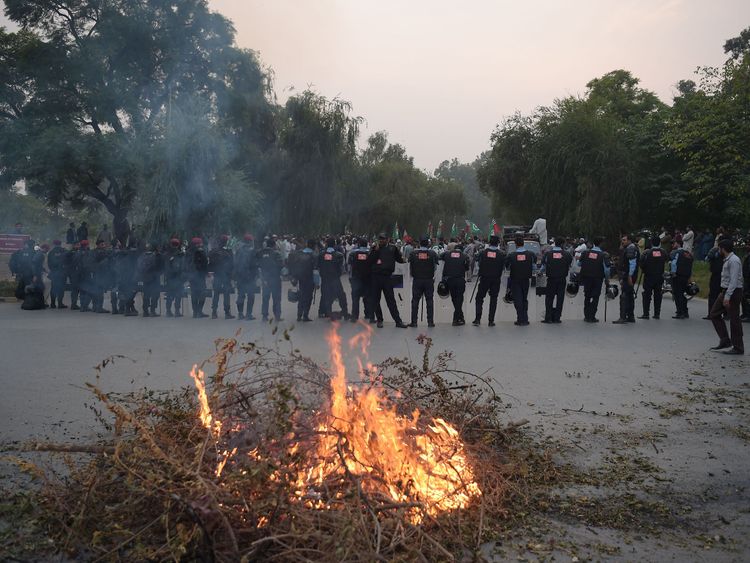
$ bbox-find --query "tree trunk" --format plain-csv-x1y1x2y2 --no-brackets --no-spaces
113,207,130,246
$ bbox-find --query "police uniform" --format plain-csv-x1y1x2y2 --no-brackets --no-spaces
289,247,316,321
136,248,162,316
440,247,470,325
318,247,348,319
234,241,258,320
257,244,283,321
370,241,407,327
188,242,209,318
507,245,536,325
165,246,186,317
408,244,439,326
639,246,667,318
614,242,639,323
473,244,506,325
47,244,68,308
209,245,234,318
348,245,374,321
670,246,693,318
541,246,572,322
578,246,610,322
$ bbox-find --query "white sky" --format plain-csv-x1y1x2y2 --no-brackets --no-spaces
3,0,749,170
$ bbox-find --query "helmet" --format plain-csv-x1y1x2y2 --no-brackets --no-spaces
566,281,579,297
569,272,579,284
287,288,299,303
437,280,450,298
606,285,619,300
503,288,514,304
686,282,700,297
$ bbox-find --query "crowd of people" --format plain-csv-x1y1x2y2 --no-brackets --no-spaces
7,222,748,355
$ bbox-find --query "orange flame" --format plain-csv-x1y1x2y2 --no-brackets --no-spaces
190,364,221,438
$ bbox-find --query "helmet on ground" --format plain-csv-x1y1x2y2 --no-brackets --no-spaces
686,282,700,297
287,288,299,303
569,272,579,284
606,285,619,300
503,289,514,304
437,280,449,298
566,281,579,297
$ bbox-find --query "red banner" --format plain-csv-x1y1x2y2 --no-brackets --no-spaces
0,234,30,255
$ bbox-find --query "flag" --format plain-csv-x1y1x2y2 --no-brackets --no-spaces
450,220,457,238
428,222,433,239
489,218,499,237
402,229,409,242
465,219,481,236
392,222,399,240
437,220,444,238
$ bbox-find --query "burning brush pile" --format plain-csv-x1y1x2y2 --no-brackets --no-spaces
21,325,523,561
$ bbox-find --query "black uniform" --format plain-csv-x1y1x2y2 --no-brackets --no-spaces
188,245,209,317
318,247,348,319
408,247,439,326
136,249,162,316
370,243,406,326
474,246,506,324
616,243,639,322
707,247,724,317
234,242,258,319
639,246,668,318
209,246,234,317
288,248,316,321
9,246,35,300
94,246,114,313
507,248,536,324
165,248,186,316
114,247,139,315
348,246,374,321
257,246,283,321
440,248,470,324
578,248,610,322
670,247,693,318
66,248,82,309
47,245,67,308
78,247,96,311
541,247,572,322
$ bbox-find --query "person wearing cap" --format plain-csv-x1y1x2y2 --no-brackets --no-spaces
669,235,693,319
440,241,470,326
47,240,68,308
136,242,162,316
234,234,258,320
187,237,209,318
288,238,317,322
709,239,744,355
257,237,284,322
407,237,438,327
578,237,610,323
472,235,506,327
348,237,375,323
540,237,572,323
209,235,235,319
369,233,408,329
639,236,668,319
318,237,349,320
506,235,536,326
165,239,186,317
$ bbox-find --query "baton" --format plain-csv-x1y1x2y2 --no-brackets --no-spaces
634,271,643,298
604,281,608,322
469,277,479,303
420,295,424,322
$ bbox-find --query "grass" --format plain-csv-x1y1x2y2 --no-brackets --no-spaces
690,261,710,299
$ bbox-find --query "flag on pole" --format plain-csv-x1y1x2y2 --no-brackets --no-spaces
489,218,499,237
437,220,444,238
402,229,409,242
465,219,481,236
450,220,457,238
428,222,433,239
392,222,399,240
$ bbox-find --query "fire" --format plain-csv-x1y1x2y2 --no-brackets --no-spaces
189,325,481,523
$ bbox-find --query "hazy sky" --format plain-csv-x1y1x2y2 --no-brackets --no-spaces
3,1,749,170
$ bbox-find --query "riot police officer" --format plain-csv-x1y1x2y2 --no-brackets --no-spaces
288,239,316,322
540,237,572,323
348,238,374,322
9,240,35,301
369,234,408,329
209,235,234,319
187,237,209,318
612,234,639,324
472,235,505,326
47,240,68,308
318,238,348,320
440,243,470,326
257,238,283,322
408,237,438,327
92,240,113,314
506,235,536,326
578,237,610,323
114,243,139,316
137,243,162,317
670,238,694,319
234,234,258,320
638,236,667,319
165,238,186,317
704,238,728,319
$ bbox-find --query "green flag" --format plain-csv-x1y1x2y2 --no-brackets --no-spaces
465,219,481,235
437,220,444,238
450,220,457,238
392,222,399,240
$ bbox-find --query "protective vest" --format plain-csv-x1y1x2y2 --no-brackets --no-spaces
672,248,693,277
477,247,505,278
47,247,66,271
319,250,344,278
234,244,257,280
289,250,315,280
543,249,571,278
209,248,233,277
441,250,469,279
707,248,723,275
580,249,605,279
258,248,282,279
409,248,438,279
350,249,371,279
509,250,535,279
371,245,401,275
641,248,667,278
618,243,639,277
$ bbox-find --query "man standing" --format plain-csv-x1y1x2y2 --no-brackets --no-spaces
92,240,113,314
742,250,750,322
187,238,209,318
506,235,536,326
209,235,234,319
440,243,470,326
47,240,67,308
318,238,348,320
76,222,89,244
472,235,505,327
348,238,374,323
709,239,744,355
78,240,95,312
670,238,694,319
612,234,639,324
258,238,284,322
408,237,438,328
578,237,610,323
165,239,185,317
682,226,695,254
136,243,162,317
540,237,572,323
639,236,668,319
288,239,316,322
234,234,258,320
369,233,408,328
66,223,77,245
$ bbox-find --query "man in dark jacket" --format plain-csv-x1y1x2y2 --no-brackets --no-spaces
318,237,348,320
348,238,375,322
540,237,572,323
612,234,639,324
209,235,234,319
288,239,316,322
578,237,610,323
440,243,470,326
47,240,68,308
165,239,186,317
258,238,284,322
506,236,536,325
638,236,668,319
408,237,438,327
187,237,209,318
669,238,693,319
234,234,258,320
9,240,35,301
473,235,506,327
369,233,407,328
76,222,89,244
136,243,162,317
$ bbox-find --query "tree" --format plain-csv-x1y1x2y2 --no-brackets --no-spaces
0,0,273,242
434,157,491,228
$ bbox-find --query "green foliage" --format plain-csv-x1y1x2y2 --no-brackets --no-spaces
434,157,490,227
